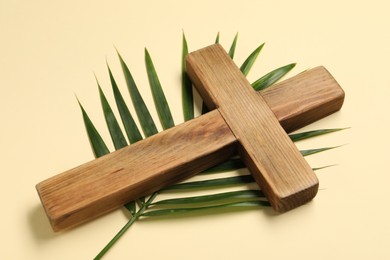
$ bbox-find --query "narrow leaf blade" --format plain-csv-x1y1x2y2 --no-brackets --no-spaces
240,43,265,76
201,158,246,174
228,32,238,59
181,32,194,121
108,65,143,144
78,100,110,158
152,190,264,206
300,146,340,157
98,82,128,150
163,175,255,191
215,32,220,44
252,63,296,91
117,51,158,137
289,128,348,142
312,165,337,171
142,200,270,217
145,48,175,129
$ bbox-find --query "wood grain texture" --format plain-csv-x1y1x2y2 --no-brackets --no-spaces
186,44,319,212
36,110,237,231
261,66,344,132
37,46,344,231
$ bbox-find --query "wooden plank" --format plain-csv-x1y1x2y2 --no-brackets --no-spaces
186,44,319,212
36,110,237,231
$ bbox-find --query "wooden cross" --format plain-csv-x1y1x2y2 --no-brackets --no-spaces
36,44,344,231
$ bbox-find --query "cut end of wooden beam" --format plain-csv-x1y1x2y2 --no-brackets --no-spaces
239,141,319,213
275,182,319,212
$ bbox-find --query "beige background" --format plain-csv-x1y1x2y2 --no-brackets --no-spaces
1,0,389,259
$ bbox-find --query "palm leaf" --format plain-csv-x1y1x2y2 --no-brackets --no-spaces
289,128,347,142
117,51,158,137
78,100,110,158
145,48,175,129
107,64,143,144
82,34,345,258
142,200,271,217
152,190,265,206
252,63,296,91
300,146,339,156
228,32,238,58
312,165,337,171
201,158,246,174
181,32,194,121
215,32,220,43
162,148,335,193
240,43,265,76
202,142,341,174
163,175,255,191
98,81,128,150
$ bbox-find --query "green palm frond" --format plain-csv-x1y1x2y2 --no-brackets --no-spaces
215,32,220,44
181,32,194,121
142,200,271,217
79,33,345,259
152,190,265,206
289,128,347,142
98,80,128,150
228,32,239,58
117,51,158,137
240,43,265,76
108,64,143,144
252,63,296,90
77,100,109,158
201,158,246,174
300,146,340,156
163,175,255,191
145,48,175,129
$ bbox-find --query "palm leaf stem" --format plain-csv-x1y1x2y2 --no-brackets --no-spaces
94,192,158,259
